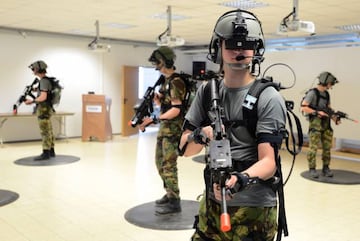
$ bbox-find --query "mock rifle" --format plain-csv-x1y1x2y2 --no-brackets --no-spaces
310,106,359,124
325,108,358,123
13,78,39,114
129,75,165,129
206,76,233,232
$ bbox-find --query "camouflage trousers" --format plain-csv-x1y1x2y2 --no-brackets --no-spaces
155,134,180,199
191,195,277,241
307,117,333,169
36,104,55,150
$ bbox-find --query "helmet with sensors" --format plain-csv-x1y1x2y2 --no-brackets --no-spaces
318,71,338,86
148,46,176,69
208,9,265,70
29,60,47,74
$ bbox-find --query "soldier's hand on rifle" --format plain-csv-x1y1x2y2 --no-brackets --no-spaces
153,93,162,106
317,110,328,118
138,116,154,132
213,182,233,201
24,99,34,105
188,126,212,145
332,116,341,125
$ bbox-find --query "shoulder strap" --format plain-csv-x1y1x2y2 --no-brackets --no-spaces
312,88,320,106
202,78,279,137
242,79,280,137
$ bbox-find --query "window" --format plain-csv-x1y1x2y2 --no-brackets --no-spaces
138,67,160,99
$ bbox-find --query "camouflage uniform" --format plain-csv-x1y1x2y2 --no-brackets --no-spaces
156,74,186,200
307,117,333,169
192,194,277,241
36,77,55,151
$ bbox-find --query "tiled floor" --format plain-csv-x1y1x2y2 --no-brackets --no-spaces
0,129,359,241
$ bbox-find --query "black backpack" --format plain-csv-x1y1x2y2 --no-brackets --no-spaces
169,72,197,116
46,77,63,107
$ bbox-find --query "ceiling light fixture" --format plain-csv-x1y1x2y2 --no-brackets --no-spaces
335,24,360,32
219,0,269,9
88,20,111,52
156,6,185,47
277,0,315,35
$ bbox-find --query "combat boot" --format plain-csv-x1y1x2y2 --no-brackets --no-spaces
155,194,169,206
34,150,50,161
50,147,56,157
309,168,319,178
155,198,181,215
322,165,333,177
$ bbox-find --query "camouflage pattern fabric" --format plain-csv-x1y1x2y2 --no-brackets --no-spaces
307,117,333,168
191,195,277,241
155,129,181,199
36,104,55,150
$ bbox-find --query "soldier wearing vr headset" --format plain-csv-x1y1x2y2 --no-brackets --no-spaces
179,9,286,241
139,46,187,215
301,72,340,178
25,60,55,160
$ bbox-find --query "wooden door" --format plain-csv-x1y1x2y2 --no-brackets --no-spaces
121,65,139,136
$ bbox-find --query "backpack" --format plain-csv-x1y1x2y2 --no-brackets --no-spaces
170,72,197,116
46,77,63,107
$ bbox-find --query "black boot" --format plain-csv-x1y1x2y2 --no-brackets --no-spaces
322,165,333,177
155,198,181,215
34,150,50,161
50,147,56,157
309,168,319,178
155,195,169,206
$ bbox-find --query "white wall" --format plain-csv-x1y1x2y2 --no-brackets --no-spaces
0,30,192,142
1,28,359,143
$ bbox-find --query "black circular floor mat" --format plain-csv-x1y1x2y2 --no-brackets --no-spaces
14,155,80,166
0,189,19,206
301,169,360,185
124,200,199,230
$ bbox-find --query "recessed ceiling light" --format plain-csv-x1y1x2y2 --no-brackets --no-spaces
335,24,360,32
105,23,135,29
151,13,188,21
67,29,93,35
219,0,269,9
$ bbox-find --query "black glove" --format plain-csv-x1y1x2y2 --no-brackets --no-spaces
188,127,209,145
229,172,250,194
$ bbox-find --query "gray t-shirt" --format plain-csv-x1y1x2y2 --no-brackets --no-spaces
37,77,52,105
304,88,330,110
185,78,286,207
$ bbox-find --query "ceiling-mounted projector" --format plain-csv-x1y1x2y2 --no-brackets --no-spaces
156,6,185,47
88,41,111,52
88,20,111,52
278,19,315,34
277,0,315,35
157,35,185,47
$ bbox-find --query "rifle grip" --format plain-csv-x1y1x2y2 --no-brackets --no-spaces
220,213,231,232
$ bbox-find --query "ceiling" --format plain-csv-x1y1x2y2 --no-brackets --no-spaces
1,0,360,51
